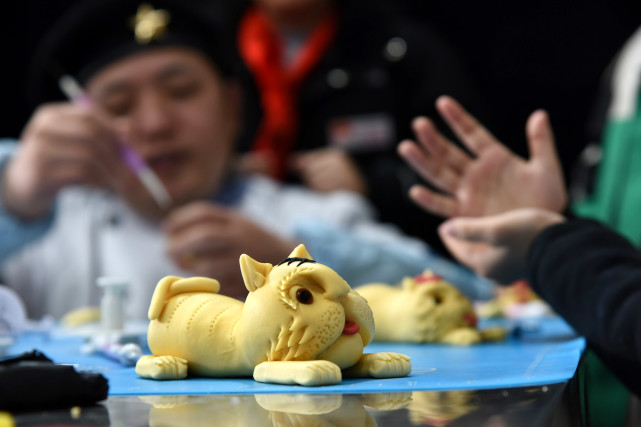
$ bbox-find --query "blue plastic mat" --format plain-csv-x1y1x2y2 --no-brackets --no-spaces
8,316,584,395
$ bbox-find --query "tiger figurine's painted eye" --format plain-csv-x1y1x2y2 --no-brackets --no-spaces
296,288,313,304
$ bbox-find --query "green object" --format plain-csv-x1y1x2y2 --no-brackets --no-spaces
571,79,641,427
574,91,641,244
583,351,629,427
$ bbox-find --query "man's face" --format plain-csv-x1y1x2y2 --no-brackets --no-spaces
86,47,239,214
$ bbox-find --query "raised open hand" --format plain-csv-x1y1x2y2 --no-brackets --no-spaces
398,96,567,219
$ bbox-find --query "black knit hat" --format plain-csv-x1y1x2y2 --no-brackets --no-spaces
27,0,235,107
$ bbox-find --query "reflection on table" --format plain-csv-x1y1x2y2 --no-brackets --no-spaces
10,384,574,427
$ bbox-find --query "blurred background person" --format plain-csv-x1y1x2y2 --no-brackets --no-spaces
4,1,639,256
225,0,484,254
0,0,489,322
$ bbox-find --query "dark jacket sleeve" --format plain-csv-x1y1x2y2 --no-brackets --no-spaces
528,219,641,395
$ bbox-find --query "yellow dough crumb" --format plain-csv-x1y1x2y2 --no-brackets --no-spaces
61,307,101,327
0,412,15,427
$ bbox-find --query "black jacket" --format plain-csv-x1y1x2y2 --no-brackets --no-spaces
229,0,484,253
529,219,641,395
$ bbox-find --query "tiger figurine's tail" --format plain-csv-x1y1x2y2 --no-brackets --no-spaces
147,275,221,320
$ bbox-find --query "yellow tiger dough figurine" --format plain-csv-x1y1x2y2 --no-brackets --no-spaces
135,244,411,386
357,271,506,345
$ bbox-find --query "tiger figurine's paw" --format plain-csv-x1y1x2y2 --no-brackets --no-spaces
253,360,342,386
344,352,411,378
135,355,188,380
440,327,482,345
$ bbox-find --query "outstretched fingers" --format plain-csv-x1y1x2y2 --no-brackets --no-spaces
526,110,568,211
399,116,473,195
526,110,564,173
408,184,459,218
526,110,554,158
436,96,500,155
398,141,459,196
411,116,472,174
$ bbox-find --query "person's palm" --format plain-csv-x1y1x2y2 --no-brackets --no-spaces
400,96,567,219
456,144,561,216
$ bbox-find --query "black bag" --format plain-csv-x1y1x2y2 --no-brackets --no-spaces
0,350,108,411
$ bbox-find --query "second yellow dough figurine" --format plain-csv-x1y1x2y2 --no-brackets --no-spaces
357,271,506,345
135,245,411,386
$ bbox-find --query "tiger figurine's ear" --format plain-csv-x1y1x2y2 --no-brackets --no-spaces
288,244,312,259
240,254,273,292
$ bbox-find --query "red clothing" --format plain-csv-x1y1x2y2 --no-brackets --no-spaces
237,7,337,178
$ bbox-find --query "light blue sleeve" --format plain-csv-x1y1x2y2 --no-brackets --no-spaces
293,219,495,301
0,139,55,265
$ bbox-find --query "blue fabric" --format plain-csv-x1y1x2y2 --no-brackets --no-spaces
8,316,584,394
0,140,55,265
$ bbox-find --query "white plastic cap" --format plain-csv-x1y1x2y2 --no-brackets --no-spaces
97,277,129,331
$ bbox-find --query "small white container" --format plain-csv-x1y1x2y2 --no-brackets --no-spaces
97,277,129,332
